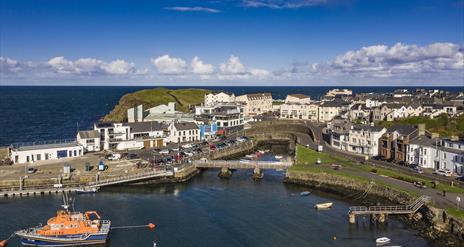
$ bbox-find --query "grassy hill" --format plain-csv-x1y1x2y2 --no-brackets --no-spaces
103,88,211,122
376,114,464,138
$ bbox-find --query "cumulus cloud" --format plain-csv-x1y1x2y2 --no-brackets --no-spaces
164,6,221,13
0,57,29,73
243,0,327,9
191,56,214,74
151,55,187,75
219,56,247,75
326,42,464,78
47,56,139,76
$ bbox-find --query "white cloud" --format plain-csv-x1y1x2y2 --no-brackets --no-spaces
250,68,270,79
191,56,214,74
327,42,464,77
47,56,138,76
219,55,247,75
151,55,187,75
243,0,327,9
0,56,28,73
164,6,221,13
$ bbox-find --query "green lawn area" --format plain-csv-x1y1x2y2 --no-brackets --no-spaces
446,207,464,221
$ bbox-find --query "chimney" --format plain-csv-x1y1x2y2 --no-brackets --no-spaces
431,132,439,139
417,123,426,136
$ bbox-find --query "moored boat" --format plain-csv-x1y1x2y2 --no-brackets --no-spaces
76,187,99,194
275,155,283,159
300,191,311,196
15,197,110,247
376,237,391,245
314,202,333,209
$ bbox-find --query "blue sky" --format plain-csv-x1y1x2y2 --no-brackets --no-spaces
0,0,463,86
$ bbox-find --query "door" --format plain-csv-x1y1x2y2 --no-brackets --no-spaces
144,140,151,148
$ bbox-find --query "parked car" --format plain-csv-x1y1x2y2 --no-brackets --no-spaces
159,149,170,154
127,153,140,160
107,153,121,161
434,169,452,177
53,184,63,188
182,143,193,149
27,167,37,174
410,166,424,174
184,151,194,157
209,144,217,150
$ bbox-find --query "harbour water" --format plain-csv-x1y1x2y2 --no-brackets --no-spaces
0,169,430,247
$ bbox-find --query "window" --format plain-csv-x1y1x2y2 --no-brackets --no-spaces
37,154,41,160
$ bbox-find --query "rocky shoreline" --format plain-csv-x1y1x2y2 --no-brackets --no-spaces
284,170,464,247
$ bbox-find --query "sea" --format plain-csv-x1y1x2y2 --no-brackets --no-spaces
0,86,462,147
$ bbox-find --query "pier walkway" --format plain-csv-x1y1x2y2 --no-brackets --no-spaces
1,170,173,198
193,160,293,170
348,196,431,223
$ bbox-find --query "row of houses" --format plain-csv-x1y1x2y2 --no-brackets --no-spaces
328,122,464,175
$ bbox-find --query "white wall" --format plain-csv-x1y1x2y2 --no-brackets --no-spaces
11,145,84,164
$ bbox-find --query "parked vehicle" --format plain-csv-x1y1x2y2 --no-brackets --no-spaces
53,183,63,188
127,153,139,160
434,169,452,177
411,166,424,174
27,167,37,174
159,149,170,154
182,143,193,149
209,144,217,150
107,153,121,161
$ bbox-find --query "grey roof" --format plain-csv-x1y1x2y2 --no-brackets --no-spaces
78,130,100,139
352,124,385,132
174,122,199,130
387,124,417,135
125,121,166,133
321,100,348,107
15,142,80,152
410,135,440,146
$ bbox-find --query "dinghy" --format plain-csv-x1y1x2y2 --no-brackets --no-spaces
376,237,391,245
314,202,333,209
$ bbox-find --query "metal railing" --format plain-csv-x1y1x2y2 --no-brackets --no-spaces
349,196,430,215
10,139,77,149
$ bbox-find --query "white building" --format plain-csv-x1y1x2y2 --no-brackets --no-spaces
325,89,353,98
318,101,349,122
236,93,272,117
168,122,200,143
127,102,182,123
285,94,311,104
407,137,464,175
77,130,101,152
204,92,236,105
126,121,167,148
280,103,318,121
347,125,386,157
94,122,130,150
10,141,84,164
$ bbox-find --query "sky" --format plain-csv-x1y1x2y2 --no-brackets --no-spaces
0,0,463,86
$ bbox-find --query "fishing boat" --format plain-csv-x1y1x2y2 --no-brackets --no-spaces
300,191,311,196
375,237,391,245
314,202,333,209
76,187,99,194
15,195,111,246
275,155,283,159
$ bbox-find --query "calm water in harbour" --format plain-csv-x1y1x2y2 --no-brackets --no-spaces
0,170,430,247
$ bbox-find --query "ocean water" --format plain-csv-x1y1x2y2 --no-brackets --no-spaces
0,169,431,247
0,86,462,146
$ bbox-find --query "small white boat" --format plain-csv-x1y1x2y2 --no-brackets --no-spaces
258,150,265,154
76,187,99,194
275,155,283,159
376,237,391,245
314,202,333,209
245,154,256,158
300,191,311,196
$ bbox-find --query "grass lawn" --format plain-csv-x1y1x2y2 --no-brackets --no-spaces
446,207,464,221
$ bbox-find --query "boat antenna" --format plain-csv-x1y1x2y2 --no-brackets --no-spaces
62,192,70,211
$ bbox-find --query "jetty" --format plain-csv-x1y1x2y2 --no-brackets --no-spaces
347,195,431,223
1,170,173,198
